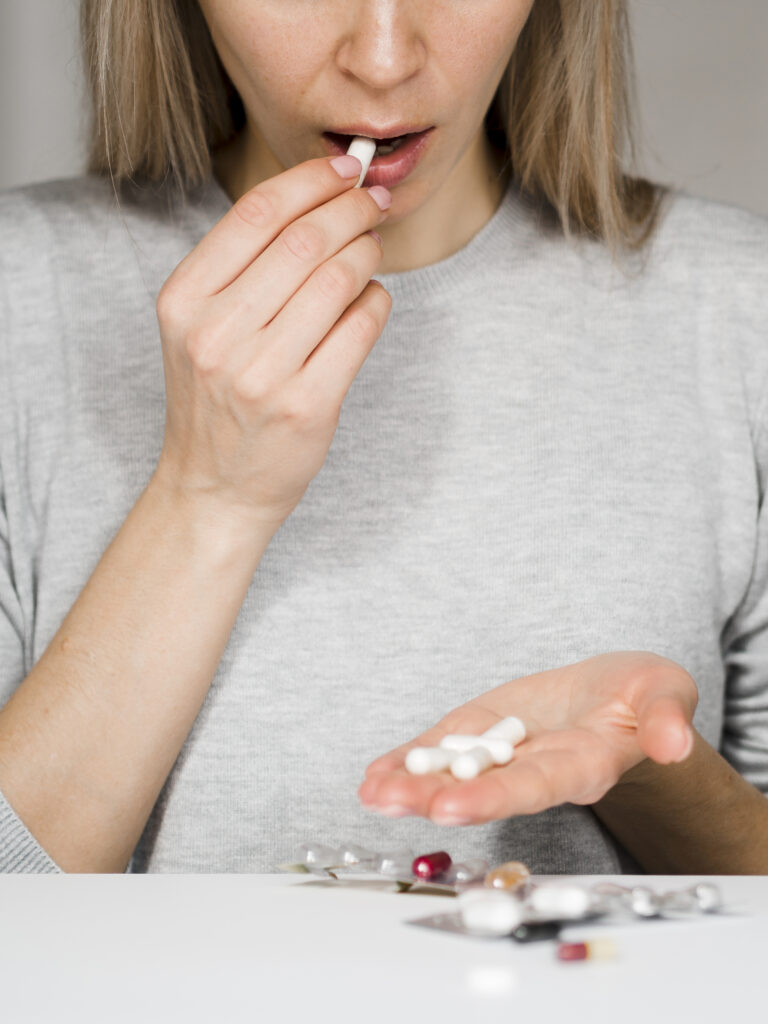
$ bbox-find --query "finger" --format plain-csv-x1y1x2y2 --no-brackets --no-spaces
629,665,697,764
169,157,363,297
428,737,615,824
300,279,392,403
636,693,695,764
359,768,463,818
253,232,385,380
220,186,389,331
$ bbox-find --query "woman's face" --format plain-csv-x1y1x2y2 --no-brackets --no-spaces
198,0,534,219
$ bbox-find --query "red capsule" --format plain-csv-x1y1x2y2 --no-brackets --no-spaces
557,942,588,961
557,939,617,962
412,850,452,880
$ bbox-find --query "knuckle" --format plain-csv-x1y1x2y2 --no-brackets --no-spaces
316,260,357,300
233,367,272,405
156,279,184,330
232,187,275,229
281,220,325,262
347,307,380,343
183,327,219,374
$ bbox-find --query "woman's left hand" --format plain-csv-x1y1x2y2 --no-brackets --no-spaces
358,651,698,825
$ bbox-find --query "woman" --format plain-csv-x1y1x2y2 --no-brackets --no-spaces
0,0,766,873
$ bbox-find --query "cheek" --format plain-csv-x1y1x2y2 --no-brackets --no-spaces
436,1,533,89
205,4,328,110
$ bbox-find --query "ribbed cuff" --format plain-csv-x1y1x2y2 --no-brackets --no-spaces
0,789,61,873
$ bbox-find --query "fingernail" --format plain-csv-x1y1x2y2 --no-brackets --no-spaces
674,727,695,763
368,230,383,245
430,813,473,826
375,804,414,818
367,186,392,211
330,155,363,179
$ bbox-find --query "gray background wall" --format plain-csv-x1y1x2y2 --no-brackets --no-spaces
0,0,766,216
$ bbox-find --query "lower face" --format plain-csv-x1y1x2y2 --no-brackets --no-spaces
198,0,535,220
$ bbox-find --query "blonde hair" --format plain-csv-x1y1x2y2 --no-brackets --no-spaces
81,0,661,251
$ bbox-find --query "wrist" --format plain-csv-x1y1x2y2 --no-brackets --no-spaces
143,468,280,570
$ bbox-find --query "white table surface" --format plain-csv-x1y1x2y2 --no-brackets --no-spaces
0,873,764,1023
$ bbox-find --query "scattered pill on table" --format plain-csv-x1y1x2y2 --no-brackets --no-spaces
412,850,452,881
557,939,618,962
484,861,531,891
458,889,525,937
446,859,490,884
528,883,594,919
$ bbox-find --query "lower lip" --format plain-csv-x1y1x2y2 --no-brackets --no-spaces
323,128,435,188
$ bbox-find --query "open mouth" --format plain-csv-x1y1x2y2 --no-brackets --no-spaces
324,132,413,156
322,128,435,188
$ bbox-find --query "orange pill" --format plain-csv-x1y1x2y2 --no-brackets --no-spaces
483,861,531,891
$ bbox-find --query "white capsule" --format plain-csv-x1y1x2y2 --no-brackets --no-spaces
405,746,456,774
446,858,490,884
527,883,593,920
337,842,375,866
345,136,377,188
482,716,527,746
296,843,339,868
374,848,415,877
440,734,514,765
458,889,524,937
451,746,494,780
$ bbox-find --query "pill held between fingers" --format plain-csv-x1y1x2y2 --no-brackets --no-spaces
405,746,456,774
440,734,514,764
482,716,527,745
451,746,494,780
345,136,377,188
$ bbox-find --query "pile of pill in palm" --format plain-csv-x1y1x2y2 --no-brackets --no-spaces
404,715,526,779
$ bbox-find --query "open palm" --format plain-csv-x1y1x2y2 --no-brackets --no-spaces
358,651,698,826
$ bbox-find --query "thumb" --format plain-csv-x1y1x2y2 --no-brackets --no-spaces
636,692,695,765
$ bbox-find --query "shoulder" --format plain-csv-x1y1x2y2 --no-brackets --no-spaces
648,189,768,287
0,173,218,278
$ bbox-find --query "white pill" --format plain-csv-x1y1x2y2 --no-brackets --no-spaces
296,843,339,868
374,849,414,876
405,746,456,774
527,883,592,920
450,746,494,780
440,734,514,764
482,716,527,745
337,842,375,866
458,889,524,936
346,136,377,188
446,858,490,884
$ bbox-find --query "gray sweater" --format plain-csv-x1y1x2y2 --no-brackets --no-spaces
1,173,767,873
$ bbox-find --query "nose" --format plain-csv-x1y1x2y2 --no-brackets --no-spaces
336,0,427,90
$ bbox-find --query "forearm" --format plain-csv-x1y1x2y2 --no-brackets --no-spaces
593,730,768,874
0,477,273,873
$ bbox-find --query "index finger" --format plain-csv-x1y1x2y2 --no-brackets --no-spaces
170,155,363,298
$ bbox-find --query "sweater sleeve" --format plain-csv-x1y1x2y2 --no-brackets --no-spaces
0,466,62,872
721,392,768,795
0,214,62,872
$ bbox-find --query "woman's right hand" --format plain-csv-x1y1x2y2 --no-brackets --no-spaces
153,155,392,530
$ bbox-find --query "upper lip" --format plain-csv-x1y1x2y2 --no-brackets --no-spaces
324,125,433,141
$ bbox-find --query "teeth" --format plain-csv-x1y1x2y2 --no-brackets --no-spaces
375,137,406,156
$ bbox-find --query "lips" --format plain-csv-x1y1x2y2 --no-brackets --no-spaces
322,127,435,188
